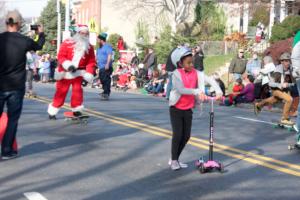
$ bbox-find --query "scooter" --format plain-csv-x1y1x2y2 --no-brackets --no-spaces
195,97,223,173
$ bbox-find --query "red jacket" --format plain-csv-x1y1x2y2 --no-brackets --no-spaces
55,39,96,82
117,40,125,51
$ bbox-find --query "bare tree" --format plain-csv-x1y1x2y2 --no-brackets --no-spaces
113,0,195,33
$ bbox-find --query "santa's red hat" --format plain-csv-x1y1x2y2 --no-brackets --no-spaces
77,24,89,32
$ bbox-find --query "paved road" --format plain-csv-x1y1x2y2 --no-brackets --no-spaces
1,83,300,200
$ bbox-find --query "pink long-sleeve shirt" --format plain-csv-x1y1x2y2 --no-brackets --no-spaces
175,68,198,110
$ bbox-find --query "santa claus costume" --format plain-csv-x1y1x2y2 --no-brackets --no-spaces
48,25,96,119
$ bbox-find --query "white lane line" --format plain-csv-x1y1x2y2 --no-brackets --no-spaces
233,116,276,125
24,192,48,200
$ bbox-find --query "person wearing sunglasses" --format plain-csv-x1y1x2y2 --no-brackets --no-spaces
229,49,248,81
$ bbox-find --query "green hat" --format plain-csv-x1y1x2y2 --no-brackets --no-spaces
98,32,108,41
293,30,300,47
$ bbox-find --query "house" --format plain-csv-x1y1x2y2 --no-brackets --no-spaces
71,0,300,47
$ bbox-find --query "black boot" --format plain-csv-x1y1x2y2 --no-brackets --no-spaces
49,115,57,120
73,111,82,117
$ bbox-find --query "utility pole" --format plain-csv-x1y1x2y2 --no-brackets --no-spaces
57,0,61,53
269,0,275,39
62,0,71,41
65,0,70,31
99,0,102,32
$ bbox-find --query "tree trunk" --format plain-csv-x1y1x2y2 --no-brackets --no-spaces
171,19,177,33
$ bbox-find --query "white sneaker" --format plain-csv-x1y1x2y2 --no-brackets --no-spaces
179,162,188,168
168,159,188,168
293,124,299,132
170,160,181,171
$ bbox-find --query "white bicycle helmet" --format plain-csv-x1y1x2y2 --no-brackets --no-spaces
171,46,192,67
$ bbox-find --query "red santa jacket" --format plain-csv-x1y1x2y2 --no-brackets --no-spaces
55,38,96,83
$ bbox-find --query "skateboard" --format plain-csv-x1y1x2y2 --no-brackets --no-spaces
288,143,300,150
24,92,37,99
0,113,18,151
271,120,296,132
63,111,89,125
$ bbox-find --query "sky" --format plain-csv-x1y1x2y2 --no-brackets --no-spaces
4,0,49,18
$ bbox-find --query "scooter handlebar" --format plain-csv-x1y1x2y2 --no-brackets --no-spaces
200,96,225,102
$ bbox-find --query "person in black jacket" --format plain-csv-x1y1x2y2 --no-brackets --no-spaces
130,52,139,68
193,45,205,71
0,10,45,160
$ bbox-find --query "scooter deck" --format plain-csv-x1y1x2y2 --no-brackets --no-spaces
195,159,224,173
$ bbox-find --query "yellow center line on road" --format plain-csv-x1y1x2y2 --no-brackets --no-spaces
30,95,300,177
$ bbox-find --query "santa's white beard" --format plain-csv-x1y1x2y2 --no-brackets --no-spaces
72,34,90,57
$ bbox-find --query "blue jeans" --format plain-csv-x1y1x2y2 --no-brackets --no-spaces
147,83,163,94
99,68,112,96
233,73,242,81
0,89,25,155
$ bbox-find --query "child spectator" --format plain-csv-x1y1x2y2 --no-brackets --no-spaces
39,55,50,83
225,78,244,106
233,74,255,105
128,76,137,90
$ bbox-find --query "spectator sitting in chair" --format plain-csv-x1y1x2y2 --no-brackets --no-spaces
112,64,123,87
136,63,148,88
146,70,165,95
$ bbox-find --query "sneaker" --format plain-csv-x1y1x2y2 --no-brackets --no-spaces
179,162,188,168
293,124,299,132
168,159,188,168
2,151,18,160
280,119,294,126
101,94,109,101
254,103,261,115
49,115,56,120
170,160,181,171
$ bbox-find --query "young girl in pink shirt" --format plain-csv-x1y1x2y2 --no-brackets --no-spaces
168,47,222,170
